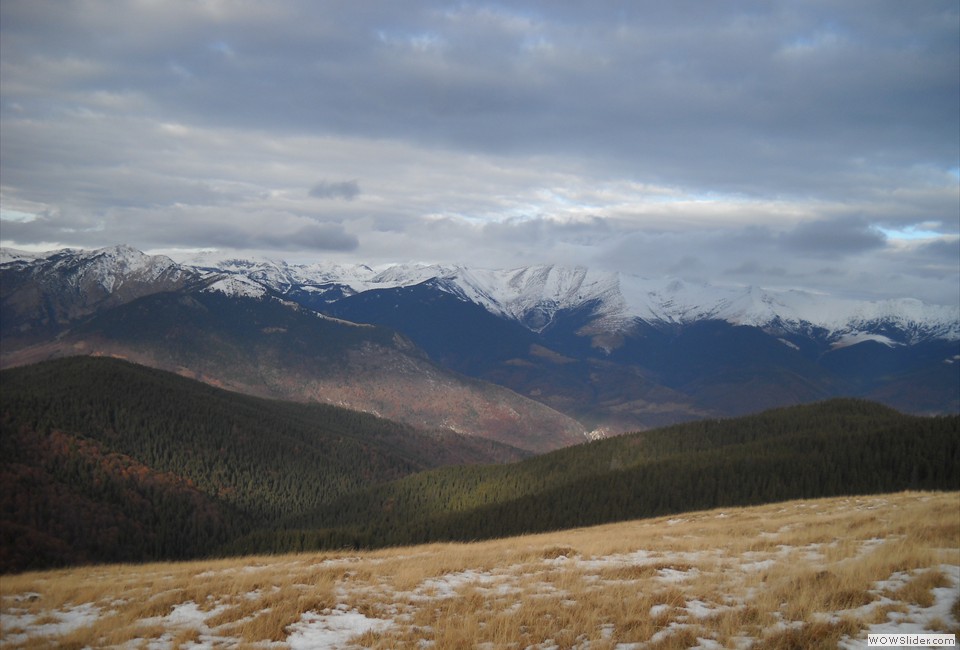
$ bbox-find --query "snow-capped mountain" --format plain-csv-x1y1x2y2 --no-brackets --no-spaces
3,245,958,434
1,245,197,341
172,251,959,345
3,244,191,291
8,245,957,344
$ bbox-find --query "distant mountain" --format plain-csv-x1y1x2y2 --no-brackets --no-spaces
180,249,959,426
1,245,198,346
0,357,531,572
178,252,959,343
2,245,958,436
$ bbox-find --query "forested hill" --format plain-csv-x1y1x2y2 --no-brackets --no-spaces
3,357,957,573
0,357,529,573
229,399,960,555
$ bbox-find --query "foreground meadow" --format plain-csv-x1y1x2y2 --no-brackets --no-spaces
2,491,958,649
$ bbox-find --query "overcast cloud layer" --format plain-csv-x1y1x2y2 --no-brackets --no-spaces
1,1,958,304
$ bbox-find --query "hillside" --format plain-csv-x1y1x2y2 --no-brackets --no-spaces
0,357,529,573
2,357,957,574
233,399,960,554
2,492,957,648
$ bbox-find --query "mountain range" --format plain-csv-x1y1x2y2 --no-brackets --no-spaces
2,244,958,450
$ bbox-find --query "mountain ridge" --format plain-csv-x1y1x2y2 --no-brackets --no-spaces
4,245,957,343
2,245,957,435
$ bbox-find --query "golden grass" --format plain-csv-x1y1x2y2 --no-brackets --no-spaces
754,619,863,650
1,491,957,649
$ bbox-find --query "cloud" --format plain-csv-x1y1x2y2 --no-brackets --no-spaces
309,180,361,200
195,221,359,252
0,1,957,306
918,238,960,263
723,261,789,278
0,204,358,254
780,218,888,256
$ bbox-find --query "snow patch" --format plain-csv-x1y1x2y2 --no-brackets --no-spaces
831,332,902,349
838,564,960,649
684,599,727,619
0,603,100,646
740,559,776,572
649,604,672,617
414,568,516,600
657,566,701,583
287,605,392,649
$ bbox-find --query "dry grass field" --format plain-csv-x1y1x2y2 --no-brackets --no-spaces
2,491,957,649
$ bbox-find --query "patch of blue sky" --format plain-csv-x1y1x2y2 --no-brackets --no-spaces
0,209,36,222
876,226,944,241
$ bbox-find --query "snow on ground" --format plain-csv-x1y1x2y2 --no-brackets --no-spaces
837,564,960,650
2,496,957,648
4,550,956,648
130,600,239,649
0,602,100,646
415,568,504,600
656,566,701,583
287,604,392,650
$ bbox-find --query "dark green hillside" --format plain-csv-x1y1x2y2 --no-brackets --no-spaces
4,357,956,572
0,357,528,572
1,425,240,572
229,399,959,554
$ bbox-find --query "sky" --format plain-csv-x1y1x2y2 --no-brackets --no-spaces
1,1,958,305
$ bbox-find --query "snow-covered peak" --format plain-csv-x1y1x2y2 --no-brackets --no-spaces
618,275,959,341
623,280,825,328
180,251,398,294
1,246,85,264
6,246,957,344
435,265,627,330
0,244,187,295
179,256,955,342
0,248,44,264
69,245,186,293
203,274,268,299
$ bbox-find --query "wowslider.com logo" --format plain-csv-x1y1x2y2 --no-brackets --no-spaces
868,633,955,647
